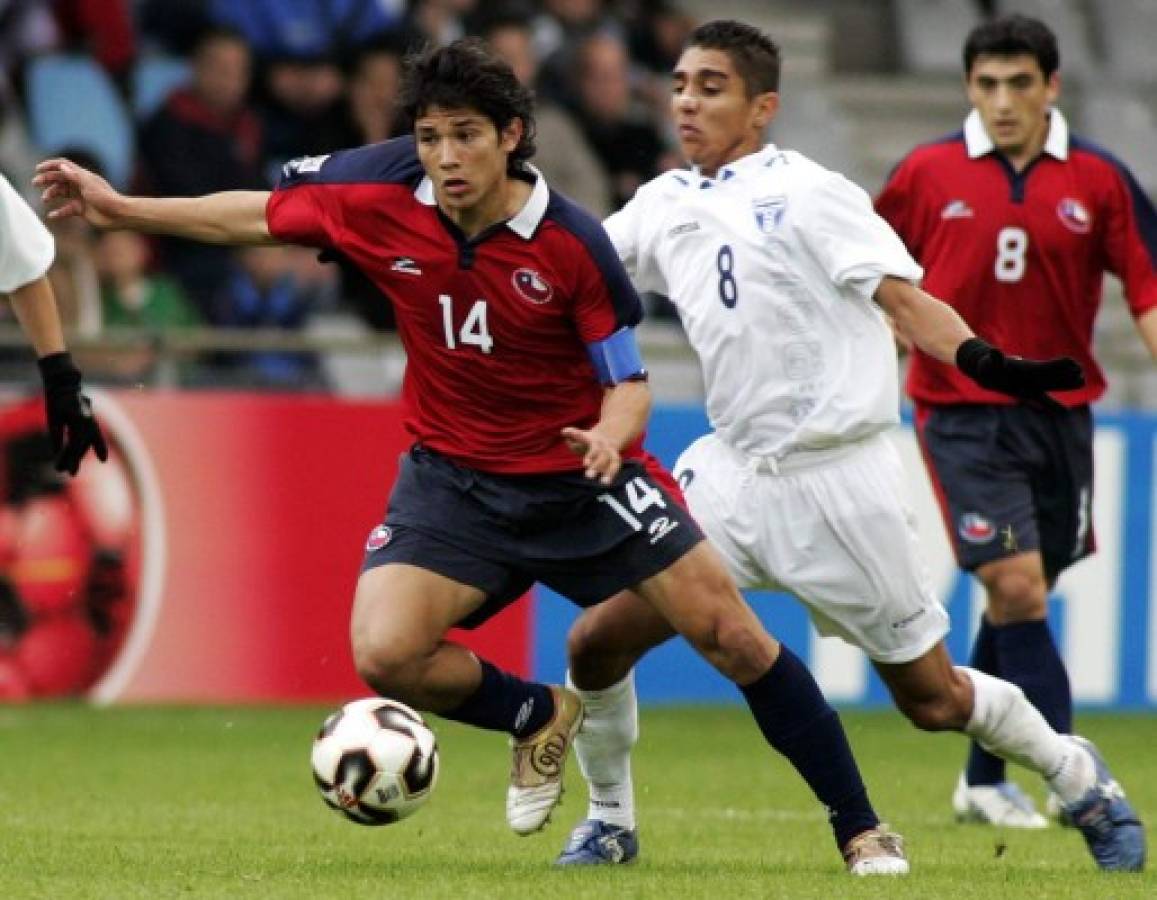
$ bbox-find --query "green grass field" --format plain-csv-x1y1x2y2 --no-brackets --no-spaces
1,705,1154,899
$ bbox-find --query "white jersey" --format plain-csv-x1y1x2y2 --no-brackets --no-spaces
605,144,922,459
0,173,54,293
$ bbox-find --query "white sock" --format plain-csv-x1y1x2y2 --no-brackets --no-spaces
567,669,637,829
960,666,1094,802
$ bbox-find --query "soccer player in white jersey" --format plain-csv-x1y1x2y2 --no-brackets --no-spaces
553,20,1144,873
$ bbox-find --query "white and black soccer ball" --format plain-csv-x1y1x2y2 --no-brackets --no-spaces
311,698,439,825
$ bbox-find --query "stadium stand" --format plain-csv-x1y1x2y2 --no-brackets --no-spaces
1097,0,1157,83
892,0,983,73
994,0,1096,78
24,54,134,190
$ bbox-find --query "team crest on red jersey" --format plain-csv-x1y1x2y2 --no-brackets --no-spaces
1056,198,1092,234
512,268,553,304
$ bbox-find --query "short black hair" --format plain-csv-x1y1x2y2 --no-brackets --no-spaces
963,14,1059,78
686,20,780,95
401,38,536,166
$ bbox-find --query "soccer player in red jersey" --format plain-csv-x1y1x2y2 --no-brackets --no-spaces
877,14,1157,829
37,39,910,867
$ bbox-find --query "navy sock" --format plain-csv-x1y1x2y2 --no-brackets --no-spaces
994,619,1072,734
740,646,878,851
964,616,1006,786
441,659,554,738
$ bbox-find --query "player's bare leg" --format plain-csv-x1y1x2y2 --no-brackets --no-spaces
561,544,908,875
875,641,1144,871
350,563,582,835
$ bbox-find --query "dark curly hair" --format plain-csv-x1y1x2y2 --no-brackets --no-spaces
401,38,537,167
687,20,780,96
964,14,1059,78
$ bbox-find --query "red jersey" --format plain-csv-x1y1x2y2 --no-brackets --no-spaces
876,110,1157,406
266,137,644,474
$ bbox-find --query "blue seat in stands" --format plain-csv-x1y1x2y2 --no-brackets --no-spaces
25,53,134,189
132,54,192,121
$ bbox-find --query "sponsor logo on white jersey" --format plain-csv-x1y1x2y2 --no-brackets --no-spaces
940,199,975,219
512,267,553,304
752,195,787,233
666,220,701,237
1057,197,1092,234
958,512,996,544
390,257,422,276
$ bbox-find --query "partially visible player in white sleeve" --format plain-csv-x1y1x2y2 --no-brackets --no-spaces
554,20,1144,873
0,173,105,475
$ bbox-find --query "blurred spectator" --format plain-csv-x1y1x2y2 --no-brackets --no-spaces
624,0,694,75
89,230,200,384
569,31,674,209
337,37,407,147
210,245,329,390
0,0,58,88
138,26,264,318
481,10,612,217
407,0,478,47
623,0,694,116
52,0,136,94
209,0,404,62
256,54,348,180
138,0,214,56
531,0,617,106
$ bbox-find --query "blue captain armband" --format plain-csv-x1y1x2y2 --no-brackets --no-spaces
586,326,648,385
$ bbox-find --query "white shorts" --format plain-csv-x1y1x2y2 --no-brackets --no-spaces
674,432,949,664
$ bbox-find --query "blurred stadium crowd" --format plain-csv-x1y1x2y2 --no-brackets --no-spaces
0,0,1154,405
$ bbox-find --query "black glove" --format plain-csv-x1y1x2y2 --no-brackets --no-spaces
37,351,109,475
955,338,1085,410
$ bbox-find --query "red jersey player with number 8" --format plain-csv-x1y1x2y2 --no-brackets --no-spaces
877,14,1157,833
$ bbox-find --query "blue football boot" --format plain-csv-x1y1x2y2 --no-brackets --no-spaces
555,819,639,866
1062,736,1145,872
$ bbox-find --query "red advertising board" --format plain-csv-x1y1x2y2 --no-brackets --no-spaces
0,391,531,703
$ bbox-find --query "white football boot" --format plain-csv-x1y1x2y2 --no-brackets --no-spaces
843,825,910,876
952,774,1048,828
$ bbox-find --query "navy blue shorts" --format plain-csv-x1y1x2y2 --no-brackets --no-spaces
914,403,1094,581
361,446,704,629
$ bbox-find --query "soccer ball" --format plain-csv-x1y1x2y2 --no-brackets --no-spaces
311,697,440,825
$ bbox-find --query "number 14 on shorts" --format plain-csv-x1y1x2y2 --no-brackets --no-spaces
598,477,680,544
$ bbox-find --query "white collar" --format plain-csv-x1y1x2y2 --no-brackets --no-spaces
691,144,780,182
963,108,1069,161
414,164,549,239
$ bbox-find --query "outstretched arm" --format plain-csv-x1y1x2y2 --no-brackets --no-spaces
34,158,275,245
875,275,1085,405
874,275,972,363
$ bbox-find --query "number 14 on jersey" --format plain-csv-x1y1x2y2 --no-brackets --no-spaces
438,294,494,353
